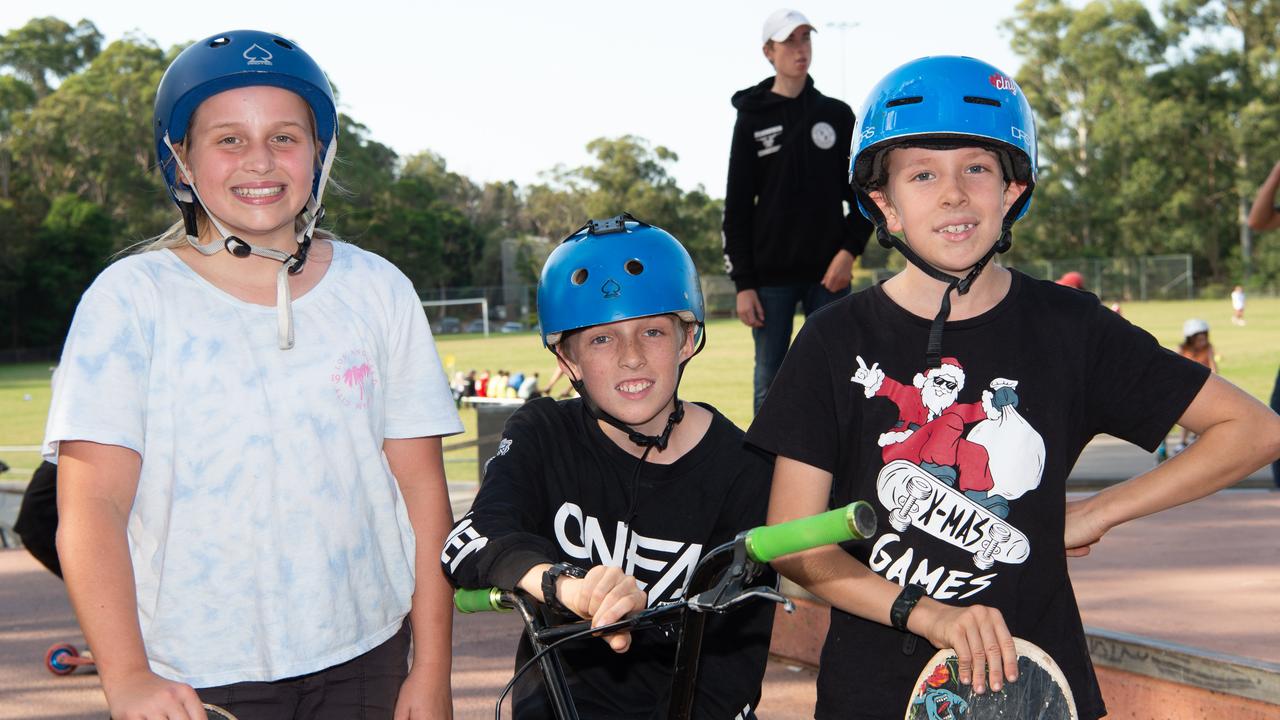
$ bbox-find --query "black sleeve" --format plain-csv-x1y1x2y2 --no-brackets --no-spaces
693,445,776,719
747,316,845,473
839,106,873,258
722,114,759,292
1086,304,1210,451
440,404,560,591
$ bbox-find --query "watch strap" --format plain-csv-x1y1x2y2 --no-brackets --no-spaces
542,562,588,614
891,583,926,632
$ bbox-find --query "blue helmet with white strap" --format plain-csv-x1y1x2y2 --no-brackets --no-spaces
850,55,1037,224
154,29,337,208
538,214,704,349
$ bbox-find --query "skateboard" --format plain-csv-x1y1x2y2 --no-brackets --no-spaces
905,637,1077,720
204,705,238,720
877,459,1030,570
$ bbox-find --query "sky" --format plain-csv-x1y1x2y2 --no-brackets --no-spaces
0,1,1027,196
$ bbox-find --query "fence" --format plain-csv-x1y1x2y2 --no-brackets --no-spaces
1009,255,1194,302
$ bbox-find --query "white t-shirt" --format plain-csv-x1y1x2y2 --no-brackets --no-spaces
44,241,463,687
1231,288,1246,311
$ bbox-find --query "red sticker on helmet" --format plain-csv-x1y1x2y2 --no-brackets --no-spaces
989,73,1018,95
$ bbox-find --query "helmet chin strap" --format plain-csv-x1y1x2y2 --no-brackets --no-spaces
164,133,337,350
856,179,1029,369
553,327,706,451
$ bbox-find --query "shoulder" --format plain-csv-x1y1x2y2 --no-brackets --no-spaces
507,396,580,438
83,251,174,303
331,241,411,284
698,403,773,471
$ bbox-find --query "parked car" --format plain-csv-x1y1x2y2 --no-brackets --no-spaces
434,317,461,334
499,321,524,333
465,319,487,334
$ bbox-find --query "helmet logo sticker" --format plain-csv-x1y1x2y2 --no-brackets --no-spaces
1010,126,1031,143
243,44,274,66
988,73,1018,95
811,121,836,150
601,279,621,299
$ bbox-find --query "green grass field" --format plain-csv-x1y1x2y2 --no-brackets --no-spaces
3,297,1277,484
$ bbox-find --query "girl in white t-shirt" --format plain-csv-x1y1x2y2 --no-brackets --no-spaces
44,30,462,720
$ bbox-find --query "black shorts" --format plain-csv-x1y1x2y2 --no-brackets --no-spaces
197,620,411,720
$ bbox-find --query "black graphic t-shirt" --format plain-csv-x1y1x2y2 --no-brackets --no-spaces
443,397,776,720
746,271,1209,720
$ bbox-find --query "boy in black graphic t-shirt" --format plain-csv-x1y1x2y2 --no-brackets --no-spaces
746,56,1280,720
442,217,775,719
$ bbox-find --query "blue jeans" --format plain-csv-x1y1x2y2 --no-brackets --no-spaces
753,283,850,414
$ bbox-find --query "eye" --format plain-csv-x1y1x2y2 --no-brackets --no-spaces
910,170,934,182
965,163,992,174
272,133,297,144
642,327,665,338
217,135,241,145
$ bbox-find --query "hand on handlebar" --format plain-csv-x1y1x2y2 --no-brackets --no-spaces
558,566,647,653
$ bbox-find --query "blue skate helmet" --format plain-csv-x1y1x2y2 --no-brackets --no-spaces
849,55,1037,368
538,214,705,450
153,30,339,350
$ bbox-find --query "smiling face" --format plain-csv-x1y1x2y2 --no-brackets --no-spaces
764,26,812,81
870,145,1027,275
557,314,696,436
181,85,316,249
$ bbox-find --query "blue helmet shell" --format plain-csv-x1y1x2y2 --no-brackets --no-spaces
850,55,1037,222
153,30,337,206
538,217,705,348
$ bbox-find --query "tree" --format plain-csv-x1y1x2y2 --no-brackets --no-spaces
0,17,101,98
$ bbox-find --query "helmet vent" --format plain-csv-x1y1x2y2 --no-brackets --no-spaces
273,38,295,50
886,96,923,108
964,96,1001,107
208,37,231,48
571,268,589,286
624,259,644,276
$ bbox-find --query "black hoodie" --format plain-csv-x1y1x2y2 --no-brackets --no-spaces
722,75,872,292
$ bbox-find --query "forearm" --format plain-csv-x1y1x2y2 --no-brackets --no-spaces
388,438,454,686
1082,377,1280,532
1247,161,1280,230
58,496,151,682
773,546,900,626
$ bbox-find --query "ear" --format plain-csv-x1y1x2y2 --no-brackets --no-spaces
1003,179,1029,214
554,343,582,382
869,189,903,234
763,42,776,67
676,322,698,364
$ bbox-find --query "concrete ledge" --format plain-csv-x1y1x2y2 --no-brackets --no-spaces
1086,626,1280,707
770,597,1280,716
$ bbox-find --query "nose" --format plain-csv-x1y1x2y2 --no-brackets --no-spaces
241,138,275,174
938,171,968,208
618,335,645,370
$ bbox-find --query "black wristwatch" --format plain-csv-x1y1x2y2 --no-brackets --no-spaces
891,583,926,632
541,562,588,614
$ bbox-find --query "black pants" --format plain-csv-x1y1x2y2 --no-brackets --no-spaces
14,460,61,577
198,621,412,720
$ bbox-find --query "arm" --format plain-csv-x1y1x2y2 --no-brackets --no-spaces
767,456,1018,694
1065,374,1280,555
1247,159,1280,231
385,437,454,720
57,441,206,720
438,407,645,652
723,116,760,296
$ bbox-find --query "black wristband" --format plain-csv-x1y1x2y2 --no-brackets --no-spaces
541,562,588,614
890,584,926,632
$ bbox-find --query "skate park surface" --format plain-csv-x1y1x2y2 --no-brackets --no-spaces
1,436,1277,719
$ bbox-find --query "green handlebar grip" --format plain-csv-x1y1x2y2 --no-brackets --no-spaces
744,501,877,563
454,587,512,614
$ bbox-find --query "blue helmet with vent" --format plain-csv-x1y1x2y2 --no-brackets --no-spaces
850,55,1037,223
538,215,705,349
154,29,337,207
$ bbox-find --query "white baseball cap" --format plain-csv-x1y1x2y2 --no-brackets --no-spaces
762,8,815,44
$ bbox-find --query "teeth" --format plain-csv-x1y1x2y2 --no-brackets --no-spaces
618,381,651,393
941,224,975,234
233,186,284,197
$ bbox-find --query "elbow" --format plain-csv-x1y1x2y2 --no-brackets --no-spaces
1262,411,1280,465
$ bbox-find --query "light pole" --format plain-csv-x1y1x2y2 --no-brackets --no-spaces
825,21,859,100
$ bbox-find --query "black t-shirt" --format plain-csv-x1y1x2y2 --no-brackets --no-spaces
442,397,776,720
746,271,1209,720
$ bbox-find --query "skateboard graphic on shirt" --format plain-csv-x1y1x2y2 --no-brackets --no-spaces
905,637,1077,720
876,459,1030,570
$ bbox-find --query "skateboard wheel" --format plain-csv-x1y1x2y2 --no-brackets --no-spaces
44,643,79,675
